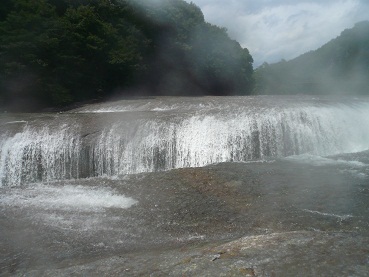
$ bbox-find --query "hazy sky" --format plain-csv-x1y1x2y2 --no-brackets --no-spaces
189,0,369,66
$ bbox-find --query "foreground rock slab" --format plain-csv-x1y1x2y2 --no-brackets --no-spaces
1,161,369,276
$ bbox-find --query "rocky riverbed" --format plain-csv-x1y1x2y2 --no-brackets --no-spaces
1,158,369,276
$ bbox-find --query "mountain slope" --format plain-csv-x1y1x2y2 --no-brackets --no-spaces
0,0,254,111
254,21,369,95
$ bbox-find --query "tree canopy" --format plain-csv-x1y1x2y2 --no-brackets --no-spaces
254,21,369,95
0,0,254,111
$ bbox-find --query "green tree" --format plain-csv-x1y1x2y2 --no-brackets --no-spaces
1,0,255,111
254,21,369,95
0,0,67,109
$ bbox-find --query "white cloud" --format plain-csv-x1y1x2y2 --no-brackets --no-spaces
190,0,369,66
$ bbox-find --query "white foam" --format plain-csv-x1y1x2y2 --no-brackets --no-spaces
340,169,368,179
4,121,27,124
0,184,137,211
0,125,81,187
3,97,369,186
151,107,174,111
303,209,353,221
284,154,366,167
77,108,132,113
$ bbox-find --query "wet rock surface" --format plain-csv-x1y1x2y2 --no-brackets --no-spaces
1,160,369,276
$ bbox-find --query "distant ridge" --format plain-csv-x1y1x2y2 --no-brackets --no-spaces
0,0,253,112
254,21,369,95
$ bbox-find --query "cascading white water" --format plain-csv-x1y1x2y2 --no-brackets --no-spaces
0,124,81,186
1,96,369,186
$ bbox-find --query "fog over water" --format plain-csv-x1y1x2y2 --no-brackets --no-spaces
189,0,369,65
1,96,369,187
2,79,366,274
1,1,369,274
1,96,369,275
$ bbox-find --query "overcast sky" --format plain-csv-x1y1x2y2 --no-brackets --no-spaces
189,0,369,66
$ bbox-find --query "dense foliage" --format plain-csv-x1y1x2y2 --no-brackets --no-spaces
0,0,254,111
254,21,369,95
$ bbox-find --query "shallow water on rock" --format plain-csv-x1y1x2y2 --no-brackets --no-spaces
1,154,369,276
2,95,369,187
1,96,369,275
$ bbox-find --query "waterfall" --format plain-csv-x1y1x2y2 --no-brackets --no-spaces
1,96,369,186
0,124,81,186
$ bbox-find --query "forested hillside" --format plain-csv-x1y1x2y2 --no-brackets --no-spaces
254,21,369,95
0,0,254,111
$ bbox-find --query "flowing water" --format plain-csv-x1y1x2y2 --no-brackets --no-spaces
1,95,369,275
2,95,369,187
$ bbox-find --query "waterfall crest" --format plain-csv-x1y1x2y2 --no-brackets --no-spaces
1,96,369,186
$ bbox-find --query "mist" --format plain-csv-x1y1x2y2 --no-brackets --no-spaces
190,0,369,66
0,0,255,112
253,20,369,95
125,0,254,97
2,1,369,275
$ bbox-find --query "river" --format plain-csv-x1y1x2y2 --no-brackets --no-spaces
1,95,369,275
